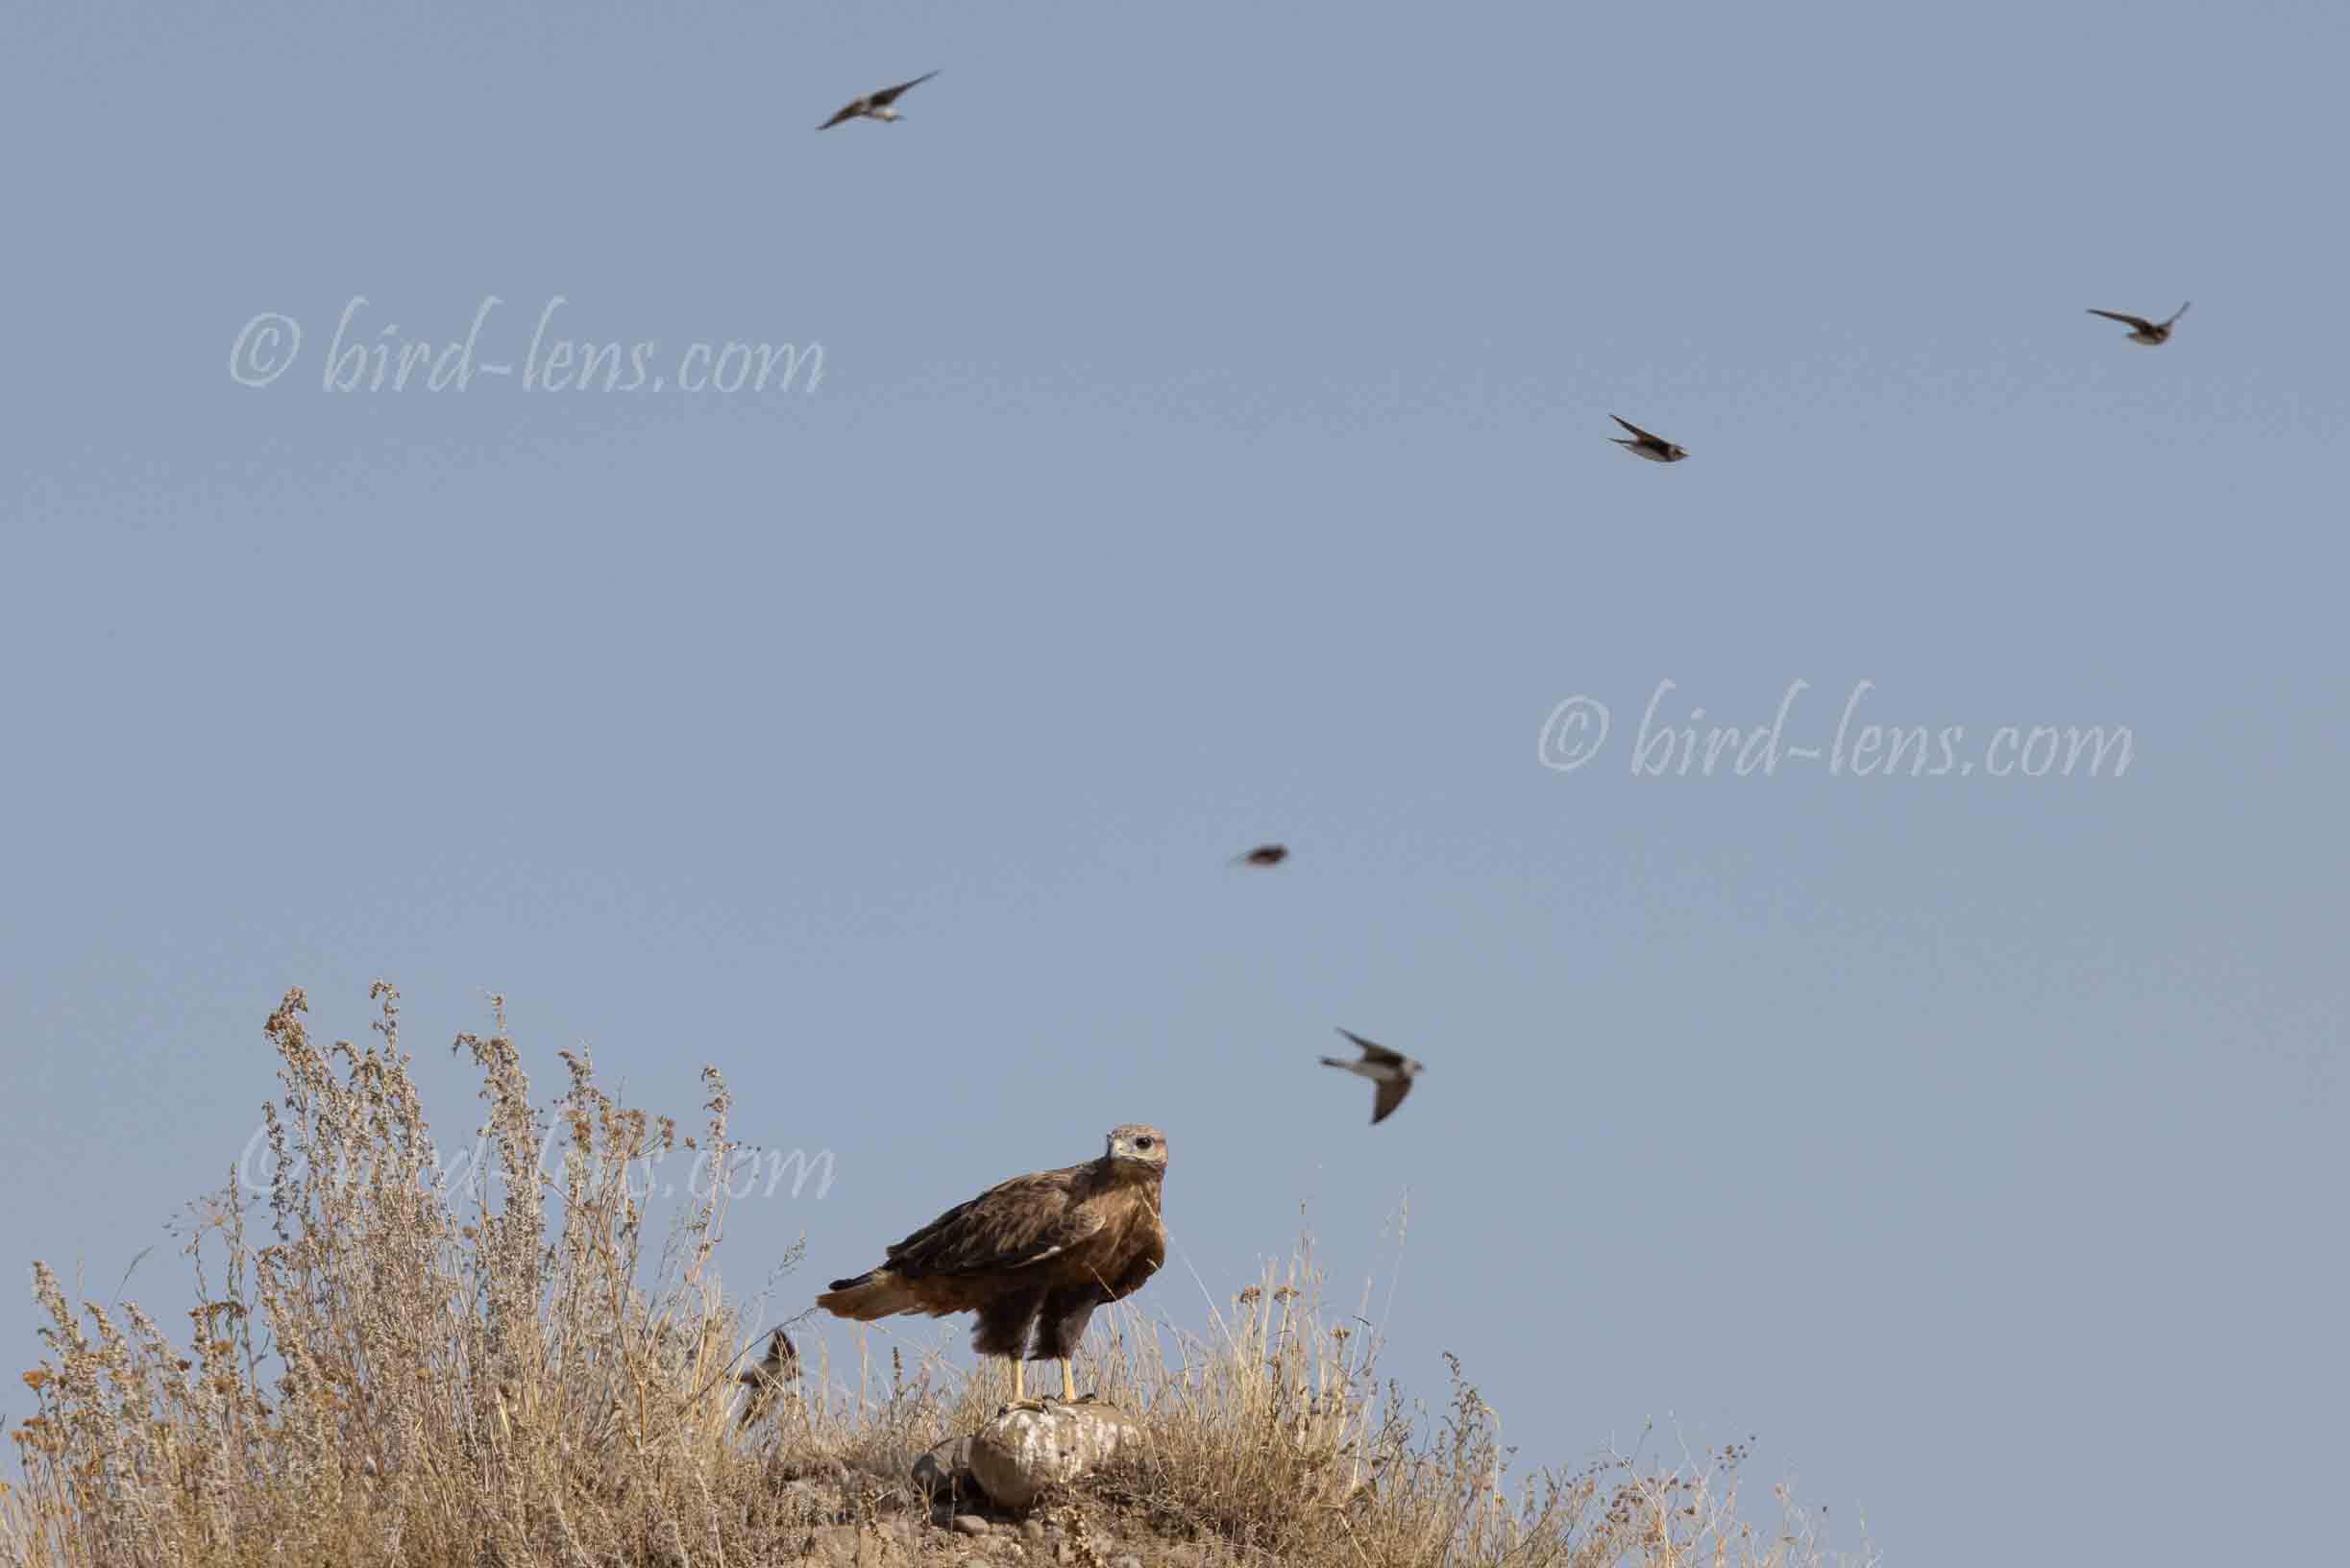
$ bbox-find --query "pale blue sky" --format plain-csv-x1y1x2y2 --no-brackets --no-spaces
4,2,2345,1563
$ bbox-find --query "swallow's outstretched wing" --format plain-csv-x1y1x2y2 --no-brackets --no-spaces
1334,1027,1408,1069
818,70,939,130
869,70,939,107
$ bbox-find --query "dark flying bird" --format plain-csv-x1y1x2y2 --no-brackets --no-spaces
815,1125,1168,1409
1609,415,1688,463
2087,302,2191,346
1236,844,1289,867
736,1328,798,1429
1320,1029,1425,1125
818,71,940,131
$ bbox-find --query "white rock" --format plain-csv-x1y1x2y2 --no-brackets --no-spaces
967,1403,1142,1510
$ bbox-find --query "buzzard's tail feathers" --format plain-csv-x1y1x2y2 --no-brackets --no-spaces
817,1269,918,1320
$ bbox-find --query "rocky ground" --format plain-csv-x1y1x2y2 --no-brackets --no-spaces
768,1401,1227,1566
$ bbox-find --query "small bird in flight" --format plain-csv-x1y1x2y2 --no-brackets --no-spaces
737,1328,797,1428
1320,1029,1425,1125
1609,415,1688,463
1236,844,1289,868
818,71,940,131
2087,302,2191,346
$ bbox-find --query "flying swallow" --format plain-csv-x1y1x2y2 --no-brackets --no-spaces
2087,302,2191,346
1236,845,1289,868
1609,415,1688,462
737,1328,798,1428
1319,1028,1425,1125
818,71,940,131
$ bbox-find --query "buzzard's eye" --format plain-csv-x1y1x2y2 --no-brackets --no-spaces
1135,1137,1155,1150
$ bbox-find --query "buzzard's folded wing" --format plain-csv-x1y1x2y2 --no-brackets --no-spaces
883,1169,1103,1277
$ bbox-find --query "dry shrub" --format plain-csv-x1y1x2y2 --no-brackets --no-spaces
5,985,780,1567
1068,1254,1870,1568
6,985,1872,1568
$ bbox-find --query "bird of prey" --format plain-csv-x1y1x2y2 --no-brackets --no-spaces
1609,415,1688,463
816,1125,1168,1409
2087,302,2191,346
818,71,940,131
736,1328,798,1429
1236,844,1289,868
1320,1029,1425,1125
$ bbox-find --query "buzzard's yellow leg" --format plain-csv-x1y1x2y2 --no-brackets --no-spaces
1061,1360,1078,1404
1002,1360,1047,1412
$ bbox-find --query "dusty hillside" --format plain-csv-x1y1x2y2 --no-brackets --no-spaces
5,988,1867,1568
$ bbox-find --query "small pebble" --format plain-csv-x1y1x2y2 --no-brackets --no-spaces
1019,1521,1046,1543
953,1514,991,1536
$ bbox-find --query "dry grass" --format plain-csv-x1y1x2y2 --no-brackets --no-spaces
5,985,1873,1568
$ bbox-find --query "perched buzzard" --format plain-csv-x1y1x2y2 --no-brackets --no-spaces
816,1125,1168,1409
818,71,940,131
1321,1028,1425,1124
736,1328,797,1429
